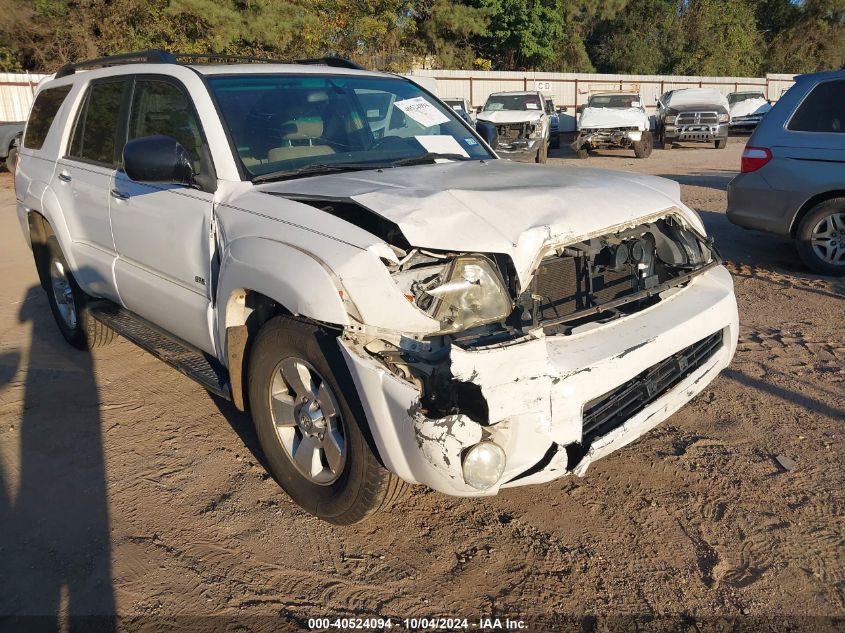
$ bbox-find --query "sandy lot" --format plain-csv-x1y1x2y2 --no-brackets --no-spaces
0,137,843,631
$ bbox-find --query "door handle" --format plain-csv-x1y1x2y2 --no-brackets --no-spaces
57,171,71,182
110,188,129,200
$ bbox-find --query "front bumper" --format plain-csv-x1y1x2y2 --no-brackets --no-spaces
664,123,728,143
729,115,763,129
341,265,738,497
573,128,644,150
495,137,545,162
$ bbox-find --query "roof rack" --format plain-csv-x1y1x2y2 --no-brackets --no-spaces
55,49,365,78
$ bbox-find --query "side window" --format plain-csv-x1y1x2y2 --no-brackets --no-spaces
68,80,127,165
788,80,845,133
128,80,203,172
24,85,72,150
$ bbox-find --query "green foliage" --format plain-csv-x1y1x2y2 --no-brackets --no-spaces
0,0,840,74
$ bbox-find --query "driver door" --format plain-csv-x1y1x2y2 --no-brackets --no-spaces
110,76,217,354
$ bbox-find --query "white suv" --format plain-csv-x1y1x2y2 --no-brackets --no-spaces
15,51,738,524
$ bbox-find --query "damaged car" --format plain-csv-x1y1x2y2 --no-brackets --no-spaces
657,88,730,149
476,90,550,163
727,91,772,132
16,51,738,524
572,92,653,159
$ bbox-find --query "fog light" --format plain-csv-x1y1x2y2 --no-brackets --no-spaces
462,442,506,490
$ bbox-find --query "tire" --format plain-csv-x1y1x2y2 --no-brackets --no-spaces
662,131,673,150
41,235,115,349
633,131,653,159
715,138,727,149
247,316,409,524
535,141,548,164
5,146,18,173
795,198,845,276
575,148,589,159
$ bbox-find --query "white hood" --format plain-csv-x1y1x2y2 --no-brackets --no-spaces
477,110,544,124
579,107,649,131
730,97,771,118
259,161,693,284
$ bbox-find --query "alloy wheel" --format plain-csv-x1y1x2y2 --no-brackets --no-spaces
810,212,845,267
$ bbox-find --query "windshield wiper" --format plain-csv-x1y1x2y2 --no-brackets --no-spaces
389,152,474,167
252,162,378,184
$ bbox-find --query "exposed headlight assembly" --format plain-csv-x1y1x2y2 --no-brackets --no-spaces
528,122,545,139
412,255,512,333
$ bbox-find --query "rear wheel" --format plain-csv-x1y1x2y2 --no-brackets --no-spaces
247,316,409,524
796,198,845,276
633,131,653,158
715,138,727,149
575,148,589,159
535,141,548,163
41,235,115,349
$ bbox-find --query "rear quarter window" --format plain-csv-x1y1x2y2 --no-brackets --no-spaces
787,80,845,133
23,85,72,150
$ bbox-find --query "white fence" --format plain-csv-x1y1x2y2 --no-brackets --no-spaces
411,69,797,132
0,73,48,122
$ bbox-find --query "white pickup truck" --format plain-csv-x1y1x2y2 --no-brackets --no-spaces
15,51,738,524
572,92,652,159
476,90,550,163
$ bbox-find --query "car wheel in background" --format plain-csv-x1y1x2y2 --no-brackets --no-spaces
247,316,410,524
634,131,653,159
715,138,727,149
5,146,18,173
796,198,845,277
41,235,115,349
661,130,672,150
575,148,589,159
535,142,548,163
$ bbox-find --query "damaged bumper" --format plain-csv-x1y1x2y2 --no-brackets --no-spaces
340,265,738,497
495,137,545,162
572,128,644,150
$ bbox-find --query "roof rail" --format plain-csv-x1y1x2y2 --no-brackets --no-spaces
55,49,177,78
54,50,365,78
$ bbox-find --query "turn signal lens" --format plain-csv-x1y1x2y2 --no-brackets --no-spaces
740,146,772,173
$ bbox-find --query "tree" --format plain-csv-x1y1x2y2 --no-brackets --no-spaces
765,0,845,73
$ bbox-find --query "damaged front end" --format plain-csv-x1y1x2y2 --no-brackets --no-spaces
490,121,545,161
340,211,738,496
572,127,644,151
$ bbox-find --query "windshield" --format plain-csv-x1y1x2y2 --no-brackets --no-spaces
207,74,491,180
728,92,765,105
587,94,640,108
483,94,542,112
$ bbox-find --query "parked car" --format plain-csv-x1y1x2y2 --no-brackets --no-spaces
443,97,474,126
16,50,738,524
476,90,550,163
544,97,562,149
572,92,652,159
727,91,772,131
656,88,730,149
1,122,24,172
727,68,845,276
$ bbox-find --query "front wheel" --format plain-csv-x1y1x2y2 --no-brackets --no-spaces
247,316,409,524
715,138,727,149
796,198,845,276
535,141,548,163
633,131,653,158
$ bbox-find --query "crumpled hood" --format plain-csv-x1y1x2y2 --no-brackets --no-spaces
730,98,771,118
258,160,689,283
579,107,649,130
477,110,543,124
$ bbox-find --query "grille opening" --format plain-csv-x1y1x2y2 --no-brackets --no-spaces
566,330,724,468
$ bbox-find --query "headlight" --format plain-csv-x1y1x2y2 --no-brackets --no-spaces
665,115,677,125
719,113,729,123
528,122,545,139
419,255,512,333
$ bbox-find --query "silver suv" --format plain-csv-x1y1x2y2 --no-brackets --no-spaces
727,69,845,276
15,51,738,523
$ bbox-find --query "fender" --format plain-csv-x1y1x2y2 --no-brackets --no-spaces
23,183,78,270
216,237,350,355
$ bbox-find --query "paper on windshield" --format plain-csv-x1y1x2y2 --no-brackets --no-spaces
416,135,469,158
394,97,450,127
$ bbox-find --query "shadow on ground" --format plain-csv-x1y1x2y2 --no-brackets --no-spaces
0,287,116,632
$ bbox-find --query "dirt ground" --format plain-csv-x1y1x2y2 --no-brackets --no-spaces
0,137,843,632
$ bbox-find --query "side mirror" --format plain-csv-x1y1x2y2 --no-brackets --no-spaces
557,106,567,113
475,121,498,149
123,135,194,185
476,105,484,114
576,104,585,115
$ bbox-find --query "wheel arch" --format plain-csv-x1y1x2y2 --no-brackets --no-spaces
216,237,351,411
790,190,845,237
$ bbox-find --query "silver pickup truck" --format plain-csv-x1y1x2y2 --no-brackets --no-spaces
15,51,738,524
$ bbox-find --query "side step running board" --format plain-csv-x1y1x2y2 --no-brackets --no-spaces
88,302,232,400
